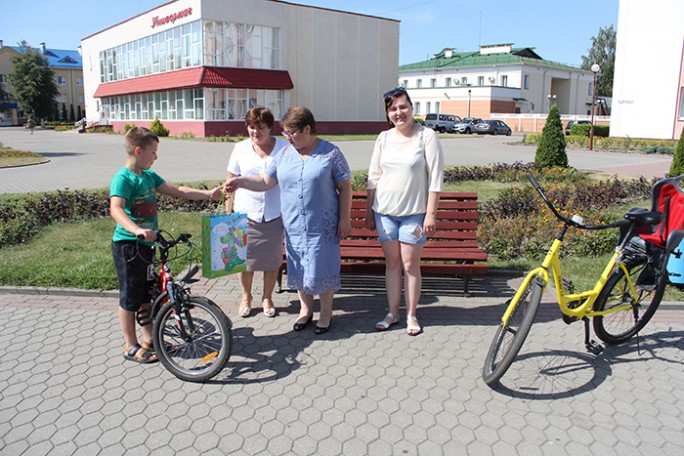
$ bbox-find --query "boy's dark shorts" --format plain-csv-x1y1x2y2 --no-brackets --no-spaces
112,241,155,312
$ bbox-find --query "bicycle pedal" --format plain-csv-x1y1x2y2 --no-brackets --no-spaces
562,315,579,325
586,340,603,355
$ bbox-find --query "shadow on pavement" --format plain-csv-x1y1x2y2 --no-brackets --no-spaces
489,330,684,399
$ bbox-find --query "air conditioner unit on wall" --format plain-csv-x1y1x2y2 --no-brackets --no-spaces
488,77,496,83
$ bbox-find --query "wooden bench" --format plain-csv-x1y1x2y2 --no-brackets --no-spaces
277,191,488,295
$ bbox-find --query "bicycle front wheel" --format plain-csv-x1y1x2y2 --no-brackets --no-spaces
593,257,665,344
153,296,233,382
483,277,543,387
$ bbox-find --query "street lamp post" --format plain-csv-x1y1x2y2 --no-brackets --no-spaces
547,94,556,111
467,89,471,117
589,63,601,151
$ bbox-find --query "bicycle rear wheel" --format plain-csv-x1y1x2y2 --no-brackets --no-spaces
482,277,543,387
153,296,233,382
593,257,665,344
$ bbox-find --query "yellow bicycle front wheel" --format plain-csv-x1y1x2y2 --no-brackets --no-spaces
482,277,543,387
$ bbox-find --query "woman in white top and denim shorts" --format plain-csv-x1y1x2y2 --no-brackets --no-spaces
366,87,444,335
227,107,290,318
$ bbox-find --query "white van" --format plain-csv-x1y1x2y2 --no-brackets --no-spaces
424,113,462,133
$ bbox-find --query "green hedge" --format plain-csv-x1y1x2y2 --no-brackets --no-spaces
571,124,610,137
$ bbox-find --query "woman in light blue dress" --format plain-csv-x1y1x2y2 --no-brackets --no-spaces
225,106,352,335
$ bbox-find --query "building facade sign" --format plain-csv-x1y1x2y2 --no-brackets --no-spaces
151,8,193,29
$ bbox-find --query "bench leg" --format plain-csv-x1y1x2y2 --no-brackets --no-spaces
463,275,473,298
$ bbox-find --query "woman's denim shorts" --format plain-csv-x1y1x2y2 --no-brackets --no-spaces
374,212,426,245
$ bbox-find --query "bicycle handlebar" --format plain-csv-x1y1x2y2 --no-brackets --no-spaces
137,232,194,250
526,172,630,231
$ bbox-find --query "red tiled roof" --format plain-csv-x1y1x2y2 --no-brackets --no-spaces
201,67,293,90
94,66,293,97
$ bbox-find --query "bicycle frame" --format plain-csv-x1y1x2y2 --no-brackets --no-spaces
146,233,198,341
502,238,637,326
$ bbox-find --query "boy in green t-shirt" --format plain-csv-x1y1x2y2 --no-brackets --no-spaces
110,126,221,364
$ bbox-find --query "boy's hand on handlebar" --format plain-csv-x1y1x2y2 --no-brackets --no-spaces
136,229,156,242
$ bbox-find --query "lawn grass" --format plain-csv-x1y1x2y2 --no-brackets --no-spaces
0,144,47,168
0,211,203,290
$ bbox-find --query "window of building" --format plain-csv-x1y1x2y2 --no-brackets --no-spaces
204,21,280,69
414,102,421,114
523,75,529,89
102,88,283,121
445,77,451,87
0,74,6,84
416,79,422,88
426,101,431,113
588,82,593,96
435,101,440,113
501,75,508,87
402,79,408,87
461,77,468,85
99,20,204,83
430,78,436,88
478,76,484,86
680,87,684,119
55,76,66,85
76,77,84,86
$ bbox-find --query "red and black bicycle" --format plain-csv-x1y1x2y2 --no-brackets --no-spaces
140,231,233,382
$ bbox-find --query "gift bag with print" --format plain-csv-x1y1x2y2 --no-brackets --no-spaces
201,211,248,278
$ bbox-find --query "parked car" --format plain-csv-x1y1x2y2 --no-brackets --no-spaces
565,120,591,135
453,117,483,134
474,120,512,136
424,113,462,133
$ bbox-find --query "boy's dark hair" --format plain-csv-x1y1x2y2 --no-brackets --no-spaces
124,126,159,155
281,106,316,135
245,107,275,130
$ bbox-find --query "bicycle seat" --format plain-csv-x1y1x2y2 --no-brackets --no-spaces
624,207,661,226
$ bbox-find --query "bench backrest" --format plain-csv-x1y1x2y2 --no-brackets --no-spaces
350,191,480,247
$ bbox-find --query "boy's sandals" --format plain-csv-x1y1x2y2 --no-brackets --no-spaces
141,339,175,354
123,344,158,364
238,298,252,318
262,298,277,318
406,316,422,336
375,312,400,331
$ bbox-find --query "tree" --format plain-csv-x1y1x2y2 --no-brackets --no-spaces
669,128,684,177
7,41,60,119
0,83,9,104
0,84,9,116
535,104,568,168
581,26,616,97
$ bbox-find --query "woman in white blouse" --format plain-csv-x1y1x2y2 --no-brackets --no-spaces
227,107,289,318
365,87,445,335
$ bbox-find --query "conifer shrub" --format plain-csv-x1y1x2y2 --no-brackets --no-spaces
150,117,170,137
534,104,568,168
669,128,684,176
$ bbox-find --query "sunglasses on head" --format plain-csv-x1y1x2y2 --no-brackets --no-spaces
383,86,407,100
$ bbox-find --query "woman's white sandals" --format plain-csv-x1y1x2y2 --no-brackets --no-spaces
406,316,422,336
375,312,400,331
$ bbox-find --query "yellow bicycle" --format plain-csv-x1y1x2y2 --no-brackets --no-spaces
482,172,682,387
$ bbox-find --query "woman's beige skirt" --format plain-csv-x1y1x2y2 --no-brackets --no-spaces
246,217,283,271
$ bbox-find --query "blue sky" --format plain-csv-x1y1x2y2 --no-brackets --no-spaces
1,0,618,66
